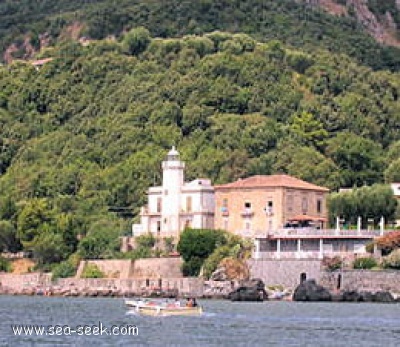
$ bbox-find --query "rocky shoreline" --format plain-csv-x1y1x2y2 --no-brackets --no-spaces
293,279,400,303
1,275,400,303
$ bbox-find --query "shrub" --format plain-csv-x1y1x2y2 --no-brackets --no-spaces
52,260,76,280
365,241,375,254
322,256,343,271
352,257,378,270
375,231,400,255
0,256,11,272
81,263,104,278
202,245,232,279
135,233,156,249
382,249,400,269
181,256,203,277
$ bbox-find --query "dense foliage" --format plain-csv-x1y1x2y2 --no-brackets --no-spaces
1,0,400,71
0,31,399,269
0,256,11,272
374,231,400,255
178,228,226,276
322,256,343,271
382,249,400,269
51,259,77,280
352,257,378,270
178,228,250,277
80,263,105,278
328,185,398,227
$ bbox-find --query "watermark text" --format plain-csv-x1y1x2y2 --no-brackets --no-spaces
11,322,138,337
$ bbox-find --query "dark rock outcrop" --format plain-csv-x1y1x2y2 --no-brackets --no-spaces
293,279,331,302
374,291,395,303
228,278,267,302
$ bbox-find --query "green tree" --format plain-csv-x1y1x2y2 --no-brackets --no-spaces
0,220,22,253
81,263,104,278
328,184,397,227
385,158,400,183
77,221,120,259
326,133,384,187
32,231,70,266
122,27,151,56
288,111,328,149
177,228,226,276
52,260,77,280
16,199,54,245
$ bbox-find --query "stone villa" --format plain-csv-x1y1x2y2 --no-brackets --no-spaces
214,174,329,238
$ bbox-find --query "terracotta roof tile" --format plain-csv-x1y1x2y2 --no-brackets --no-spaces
215,174,329,192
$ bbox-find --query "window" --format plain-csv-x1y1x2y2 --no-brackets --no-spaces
157,197,162,213
244,202,251,209
245,221,251,230
317,199,322,214
265,201,273,215
157,221,161,232
221,198,229,214
287,195,293,212
186,196,192,212
302,197,308,214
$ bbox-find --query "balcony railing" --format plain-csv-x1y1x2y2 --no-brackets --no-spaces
255,250,365,260
241,209,254,217
267,228,382,238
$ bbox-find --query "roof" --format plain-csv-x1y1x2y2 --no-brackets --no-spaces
215,175,329,192
167,146,179,156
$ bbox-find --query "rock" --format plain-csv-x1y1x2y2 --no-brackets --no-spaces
341,290,362,302
228,278,267,302
203,280,234,299
219,258,249,281
359,291,374,302
210,267,228,281
374,291,395,303
293,279,331,302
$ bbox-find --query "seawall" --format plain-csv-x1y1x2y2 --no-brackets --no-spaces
248,259,322,288
320,270,400,293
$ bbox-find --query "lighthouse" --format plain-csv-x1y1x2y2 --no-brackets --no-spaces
161,146,185,234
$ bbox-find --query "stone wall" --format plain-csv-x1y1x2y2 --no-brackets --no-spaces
57,277,203,297
76,260,133,279
75,258,183,279
132,258,183,279
248,259,323,289
0,273,51,291
320,270,400,293
0,272,200,296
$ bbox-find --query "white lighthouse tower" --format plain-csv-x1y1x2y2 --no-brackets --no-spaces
131,146,215,240
161,146,185,235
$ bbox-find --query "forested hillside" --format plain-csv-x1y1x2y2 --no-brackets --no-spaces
1,0,400,71
0,29,399,267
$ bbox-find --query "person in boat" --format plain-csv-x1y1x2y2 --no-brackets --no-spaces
186,297,197,307
185,298,193,307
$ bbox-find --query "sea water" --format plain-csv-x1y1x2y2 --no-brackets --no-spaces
1,296,399,346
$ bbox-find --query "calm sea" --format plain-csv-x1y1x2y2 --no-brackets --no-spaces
0,296,399,346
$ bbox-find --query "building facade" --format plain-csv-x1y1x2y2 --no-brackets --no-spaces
132,147,214,239
214,175,329,238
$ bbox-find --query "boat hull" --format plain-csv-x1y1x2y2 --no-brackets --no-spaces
125,300,202,317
